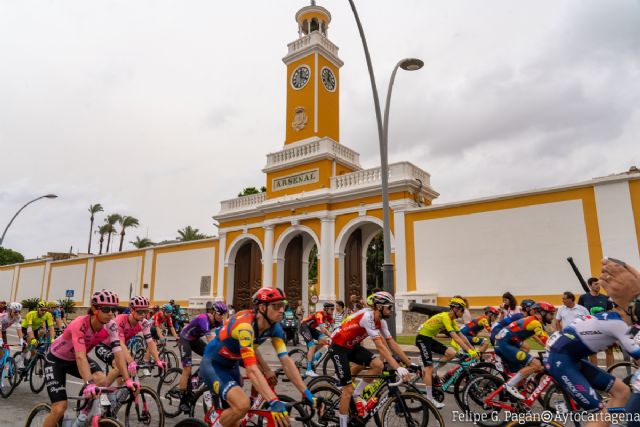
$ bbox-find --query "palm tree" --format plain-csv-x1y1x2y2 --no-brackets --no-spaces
87,204,104,253
177,226,208,241
130,236,153,249
96,224,110,255
104,214,121,253
118,216,140,251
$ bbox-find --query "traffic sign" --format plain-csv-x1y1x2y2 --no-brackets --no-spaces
65,290,74,298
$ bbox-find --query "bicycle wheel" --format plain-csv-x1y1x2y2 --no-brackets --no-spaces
608,361,637,386
320,352,338,376
380,391,444,427
160,349,179,370
288,348,308,375
156,367,184,418
30,354,46,393
99,418,125,426
191,386,215,418
0,356,18,397
175,418,208,427
308,384,342,427
124,386,165,427
306,375,339,389
462,374,509,427
25,402,52,426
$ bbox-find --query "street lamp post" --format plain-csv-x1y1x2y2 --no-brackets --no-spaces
0,194,58,247
348,0,423,335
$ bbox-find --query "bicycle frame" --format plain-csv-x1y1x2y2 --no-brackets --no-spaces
484,373,554,411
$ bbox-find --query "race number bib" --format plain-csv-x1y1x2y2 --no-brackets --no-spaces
495,328,508,340
545,332,561,351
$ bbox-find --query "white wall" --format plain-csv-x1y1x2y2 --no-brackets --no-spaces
595,181,640,267
48,263,87,303
0,269,16,300
413,200,591,296
93,256,143,302
15,264,46,301
153,247,215,302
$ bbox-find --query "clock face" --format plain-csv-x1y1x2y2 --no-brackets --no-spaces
291,65,310,90
322,67,336,92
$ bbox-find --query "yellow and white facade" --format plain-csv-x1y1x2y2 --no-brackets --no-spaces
2,4,640,332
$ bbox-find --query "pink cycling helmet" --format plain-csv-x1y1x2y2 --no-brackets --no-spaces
91,290,120,307
130,296,150,309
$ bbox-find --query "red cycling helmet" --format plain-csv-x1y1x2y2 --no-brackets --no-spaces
130,296,150,309
484,306,500,316
91,290,120,307
252,287,286,304
532,301,556,314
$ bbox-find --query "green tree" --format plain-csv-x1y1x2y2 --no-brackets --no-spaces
238,187,260,197
87,203,104,254
0,247,25,265
104,214,121,253
96,224,110,255
118,215,140,251
177,226,208,241
130,236,154,248
366,231,384,295
308,245,318,283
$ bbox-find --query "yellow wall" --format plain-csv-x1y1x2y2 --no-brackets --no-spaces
630,180,640,257
404,187,603,292
285,55,316,144
317,55,339,142
437,294,564,307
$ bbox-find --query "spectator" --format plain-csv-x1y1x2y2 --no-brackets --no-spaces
498,292,520,321
349,294,360,313
555,291,588,331
295,299,305,320
333,300,346,326
454,295,472,326
579,277,615,367
227,304,235,317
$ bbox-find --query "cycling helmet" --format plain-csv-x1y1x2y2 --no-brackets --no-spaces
47,301,58,308
371,291,395,306
169,299,175,305
130,296,150,309
252,287,286,304
91,290,120,307
521,299,536,310
449,297,467,309
8,302,22,312
532,301,556,314
590,306,605,315
366,295,375,307
162,303,174,313
484,306,500,316
37,300,47,308
212,301,228,314
323,302,335,309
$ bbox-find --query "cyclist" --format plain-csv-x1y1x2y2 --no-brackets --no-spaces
20,300,56,361
489,298,535,346
299,301,334,377
94,295,165,376
176,300,227,412
330,291,415,423
43,290,135,427
495,301,554,399
455,306,499,353
150,303,179,341
415,297,479,408
50,301,65,337
0,300,6,314
200,288,317,427
0,302,24,349
546,304,638,427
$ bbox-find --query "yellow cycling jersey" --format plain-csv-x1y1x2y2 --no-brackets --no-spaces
418,312,460,338
21,310,54,330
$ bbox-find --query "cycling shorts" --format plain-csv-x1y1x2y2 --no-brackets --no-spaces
494,340,531,372
199,359,241,401
545,351,614,411
415,335,448,366
44,352,102,403
179,337,207,368
150,326,160,340
329,343,374,386
94,343,115,366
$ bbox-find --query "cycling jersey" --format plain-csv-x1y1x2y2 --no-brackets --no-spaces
50,315,121,361
21,310,53,332
303,310,333,330
153,312,174,328
418,312,460,338
490,312,524,344
113,313,153,344
461,315,491,337
202,310,288,368
331,308,391,349
52,308,62,320
180,314,214,342
495,315,548,345
0,313,21,331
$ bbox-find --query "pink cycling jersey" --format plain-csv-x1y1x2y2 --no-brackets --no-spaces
113,313,153,343
50,315,121,361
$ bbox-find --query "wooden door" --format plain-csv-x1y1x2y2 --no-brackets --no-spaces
344,229,363,302
283,235,302,308
233,240,262,310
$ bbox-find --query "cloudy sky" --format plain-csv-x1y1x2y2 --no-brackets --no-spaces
1,0,639,259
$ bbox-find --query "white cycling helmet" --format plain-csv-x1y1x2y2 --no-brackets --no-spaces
9,302,22,312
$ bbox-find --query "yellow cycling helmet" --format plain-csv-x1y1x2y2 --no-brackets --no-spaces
37,300,47,308
366,294,375,307
47,301,58,308
449,297,467,309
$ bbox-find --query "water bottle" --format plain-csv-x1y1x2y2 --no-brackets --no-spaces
72,412,88,427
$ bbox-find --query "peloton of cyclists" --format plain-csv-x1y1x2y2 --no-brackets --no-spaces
299,301,334,377
455,305,500,353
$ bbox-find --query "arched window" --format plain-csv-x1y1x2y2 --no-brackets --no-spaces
310,18,319,33
301,19,309,35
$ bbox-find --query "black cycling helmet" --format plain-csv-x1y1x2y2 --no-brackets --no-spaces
323,302,335,309
521,299,536,310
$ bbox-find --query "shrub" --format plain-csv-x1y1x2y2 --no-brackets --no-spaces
21,298,41,312
57,298,76,316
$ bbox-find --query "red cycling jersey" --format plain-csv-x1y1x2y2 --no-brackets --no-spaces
303,310,333,330
153,312,173,329
331,309,391,349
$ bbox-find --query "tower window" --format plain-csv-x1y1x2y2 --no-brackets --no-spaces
310,18,319,33
301,19,309,35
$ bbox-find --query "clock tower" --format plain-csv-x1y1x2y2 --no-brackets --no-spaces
283,3,343,145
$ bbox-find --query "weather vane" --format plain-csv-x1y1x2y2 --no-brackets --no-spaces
311,0,316,5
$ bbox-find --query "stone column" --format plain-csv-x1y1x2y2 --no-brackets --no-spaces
216,233,226,299
262,225,275,287
393,209,407,333
319,217,336,308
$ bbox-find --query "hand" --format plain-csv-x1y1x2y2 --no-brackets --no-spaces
467,349,479,359
127,360,138,377
303,389,315,404
268,399,289,427
125,378,140,393
396,366,411,382
600,258,640,307
83,382,98,399
155,360,167,370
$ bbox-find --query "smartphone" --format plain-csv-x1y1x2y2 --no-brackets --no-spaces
607,257,627,267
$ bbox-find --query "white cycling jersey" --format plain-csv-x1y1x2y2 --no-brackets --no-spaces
0,312,21,331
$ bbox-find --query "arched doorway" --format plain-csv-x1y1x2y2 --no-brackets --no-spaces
283,235,303,308
232,240,262,310
344,229,363,304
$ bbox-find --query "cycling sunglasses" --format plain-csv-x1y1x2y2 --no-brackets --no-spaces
96,306,119,314
134,309,150,315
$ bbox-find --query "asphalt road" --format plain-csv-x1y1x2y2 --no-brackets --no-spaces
0,328,482,427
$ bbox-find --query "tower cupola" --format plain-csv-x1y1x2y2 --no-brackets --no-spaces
295,2,331,37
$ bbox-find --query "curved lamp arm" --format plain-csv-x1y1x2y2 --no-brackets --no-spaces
0,194,57,247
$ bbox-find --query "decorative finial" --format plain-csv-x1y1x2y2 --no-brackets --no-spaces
311,0,316,5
